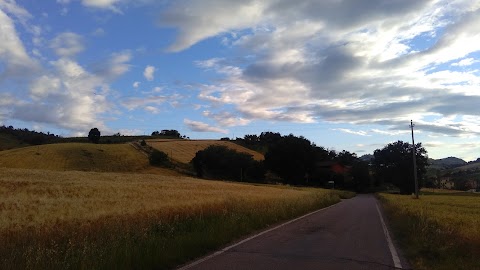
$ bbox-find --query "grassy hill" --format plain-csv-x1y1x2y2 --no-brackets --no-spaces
0,143,153,172
0,133,29,151
147,139,265,164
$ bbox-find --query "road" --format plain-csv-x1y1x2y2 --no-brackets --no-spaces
180,194,409,270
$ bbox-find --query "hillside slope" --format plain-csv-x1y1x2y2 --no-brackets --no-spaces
147,139,264,164
0,143,151,172
0,134,29,151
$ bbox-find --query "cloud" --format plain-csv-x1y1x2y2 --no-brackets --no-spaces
160,0,480,138
133,81,140,88
50,32,85,57
92,27,105,37
121,95,167,110
11,58,111,132
202,110,250,127
143,65,155,81
0,5,38,80
333,128,370,136
184,119,228,133
81,0,122,12
100,51,132,78
158,1,265,52
451,57,479,67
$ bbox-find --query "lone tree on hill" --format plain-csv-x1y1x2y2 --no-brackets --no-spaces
88,128,101,144
373,140,428,194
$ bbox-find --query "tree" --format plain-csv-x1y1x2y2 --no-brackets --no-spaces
151,130,182,138
149,149,171,167
88,128,101,144
264,134,315,185
191,145,264,182
373,140,428,194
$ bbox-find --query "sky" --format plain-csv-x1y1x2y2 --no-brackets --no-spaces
1,0,480,161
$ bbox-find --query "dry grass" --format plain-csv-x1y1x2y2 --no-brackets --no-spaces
147,139,264,164
378,193,480,270
0,168,351,269
0,143,152,172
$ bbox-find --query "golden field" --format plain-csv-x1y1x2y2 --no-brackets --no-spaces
147,139,264,163
1,167,331,231
378,193,480,270
0,167,352,269
0,143,150,172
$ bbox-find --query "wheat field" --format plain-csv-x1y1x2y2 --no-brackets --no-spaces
0,167,351,269
379,193,480,270
147,139,264,163
0,143,150,172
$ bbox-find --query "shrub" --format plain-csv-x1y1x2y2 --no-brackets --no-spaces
149,149,171,167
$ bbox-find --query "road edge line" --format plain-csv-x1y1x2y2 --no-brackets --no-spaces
178,200,342,270
376,203,402,269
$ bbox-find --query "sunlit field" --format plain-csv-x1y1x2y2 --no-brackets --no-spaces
378,193,480,270
0,168,353,269
0,143,149,172
147,139,264,164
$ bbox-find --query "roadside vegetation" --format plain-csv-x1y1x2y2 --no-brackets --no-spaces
378,192,480,270
0,168,354,269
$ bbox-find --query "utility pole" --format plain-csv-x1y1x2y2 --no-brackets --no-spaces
410,120,419,199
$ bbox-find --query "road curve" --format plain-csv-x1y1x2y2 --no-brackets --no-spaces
179,194,409,270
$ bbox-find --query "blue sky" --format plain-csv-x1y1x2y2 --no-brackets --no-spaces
1,0,480,161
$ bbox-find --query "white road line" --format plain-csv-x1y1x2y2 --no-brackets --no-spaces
178,201,342,270
376,203,402,269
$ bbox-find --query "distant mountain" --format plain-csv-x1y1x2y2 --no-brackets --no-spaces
359,154,374,162
429,157,467,169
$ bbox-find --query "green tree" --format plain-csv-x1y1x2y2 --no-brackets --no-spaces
88,128,100,144
373,140,428,194
191,145,264,182
149,149,171,167
264,134,315,185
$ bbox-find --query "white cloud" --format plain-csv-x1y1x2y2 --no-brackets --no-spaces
0,5,38,79
143,65,155,81
105,51,131,77
452,57,479,67
81,0,122,12
12,58,110,132
202,110,250,127
162,0,480,137
333,128,370,136
159,1,265,52
184,119,228,133
50,32,85,57
133,81,140,88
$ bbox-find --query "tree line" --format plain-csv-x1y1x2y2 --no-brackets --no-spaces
192,132,428,194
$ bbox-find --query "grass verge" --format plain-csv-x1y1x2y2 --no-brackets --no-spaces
0,168,353,269
378,193,480,270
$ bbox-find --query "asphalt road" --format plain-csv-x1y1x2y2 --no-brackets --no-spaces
180,194,409,270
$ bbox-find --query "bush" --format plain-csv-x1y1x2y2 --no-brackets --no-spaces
149,150,171,167
140,140,146,146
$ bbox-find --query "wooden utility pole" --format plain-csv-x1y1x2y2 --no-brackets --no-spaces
410,120,419,199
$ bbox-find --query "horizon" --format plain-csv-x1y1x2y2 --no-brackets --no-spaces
1,1,480,161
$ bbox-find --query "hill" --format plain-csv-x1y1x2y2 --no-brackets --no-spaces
429,157,467,169
0,133,29,151
0,143,158,173
147,139,265,164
